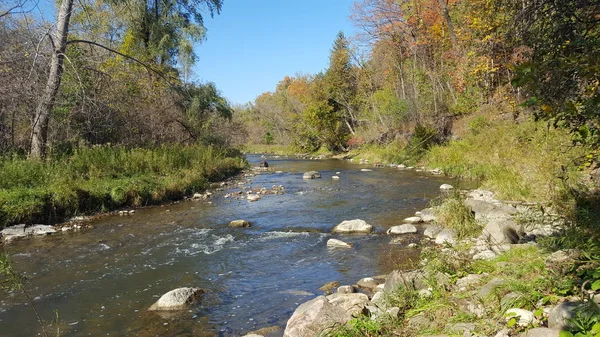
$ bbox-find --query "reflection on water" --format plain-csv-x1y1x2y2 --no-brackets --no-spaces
0,155,459,336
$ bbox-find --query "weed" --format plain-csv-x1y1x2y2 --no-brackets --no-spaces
433,192,481,239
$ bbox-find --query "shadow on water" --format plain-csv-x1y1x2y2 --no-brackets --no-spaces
1,155,464,336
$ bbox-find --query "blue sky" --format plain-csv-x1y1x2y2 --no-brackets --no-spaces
193,1,357,105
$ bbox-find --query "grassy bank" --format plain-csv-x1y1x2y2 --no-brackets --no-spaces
0,144,247,228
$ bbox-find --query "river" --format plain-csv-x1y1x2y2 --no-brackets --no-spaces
0,155,456,336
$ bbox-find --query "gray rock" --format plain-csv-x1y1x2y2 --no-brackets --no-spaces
481,219,520,244
506,308,535,327
337,285,355,294
445,323,476,334
387,224,418,235
302,171,321,179
548,301,583,330
326,238,352,248
456,274,485,290
520,328,560,337
357,277,379,290
545,250,581,275
408,315,431,330
467,301,486,317
435,229,457,245
148,287,204,311
366,305,383,320
420,208,437,222
24,224,57,236
325,293,370,317
386,307,400,318
477,278,506,300
440,184,454,190
370,291,387,308
403,216,423,224
384,270,427,292
424,225,442,239
283,296,350,337
468,190,497,203
473,249,497,260
332,219,373,234
465,199,518,221
228,220,251,228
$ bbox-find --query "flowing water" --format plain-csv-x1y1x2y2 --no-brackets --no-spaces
0,155,458,337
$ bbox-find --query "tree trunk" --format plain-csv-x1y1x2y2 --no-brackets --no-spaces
31,0,73,159
437,0,457,47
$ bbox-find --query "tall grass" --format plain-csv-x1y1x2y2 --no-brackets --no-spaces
0,144,247,228
425,118,588,204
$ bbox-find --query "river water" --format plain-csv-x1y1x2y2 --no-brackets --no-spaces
0,155,455,337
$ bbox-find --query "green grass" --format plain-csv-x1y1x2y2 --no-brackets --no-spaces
425,118,588,204
0,144,247,228
433,192,482,239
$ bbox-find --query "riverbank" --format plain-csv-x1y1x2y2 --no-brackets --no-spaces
275,188,600,337
0,144,247,230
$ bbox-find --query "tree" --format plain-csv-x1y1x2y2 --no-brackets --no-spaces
30,0,224,159
509,0,600,145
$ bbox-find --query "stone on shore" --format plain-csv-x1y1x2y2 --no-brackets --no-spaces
424,225,442,239
548,301,583,330
387,224,418,235
228,220,251,228
2,224,57,243
327,238,352,248
148,287,204,311
419,208,437,222
384,270,427,292
435,229,457,245
505,308,535,327
283,293,368,337
403,216,422,224
520,328,560,337
332,219,373,234
357,277,379,290
302,171,321,179
440,184,454,190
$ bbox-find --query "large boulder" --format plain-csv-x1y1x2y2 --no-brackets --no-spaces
148,287,204,311
464,199,518,221
548,301,584,330
283,294,368,337
387,224,417,235
303,171,321,179
332,219,373,234
2,224,57,243
384,270,427,292
481,219,520,244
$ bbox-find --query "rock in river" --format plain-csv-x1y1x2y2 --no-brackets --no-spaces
302,171,321,179
387,224,418,235
247,194,261,202
148,287,204,311
331,219,373,234
228,220,251,228
326,238,352,248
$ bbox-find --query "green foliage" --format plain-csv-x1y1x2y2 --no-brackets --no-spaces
433,192,481,239
509,0,600,147
322,317,382,337
425,118,587,203
0,144,246,228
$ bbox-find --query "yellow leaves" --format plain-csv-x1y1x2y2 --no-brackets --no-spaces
541,104,553,113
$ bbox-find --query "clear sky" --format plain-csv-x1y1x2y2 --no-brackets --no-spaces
192,1,357,105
